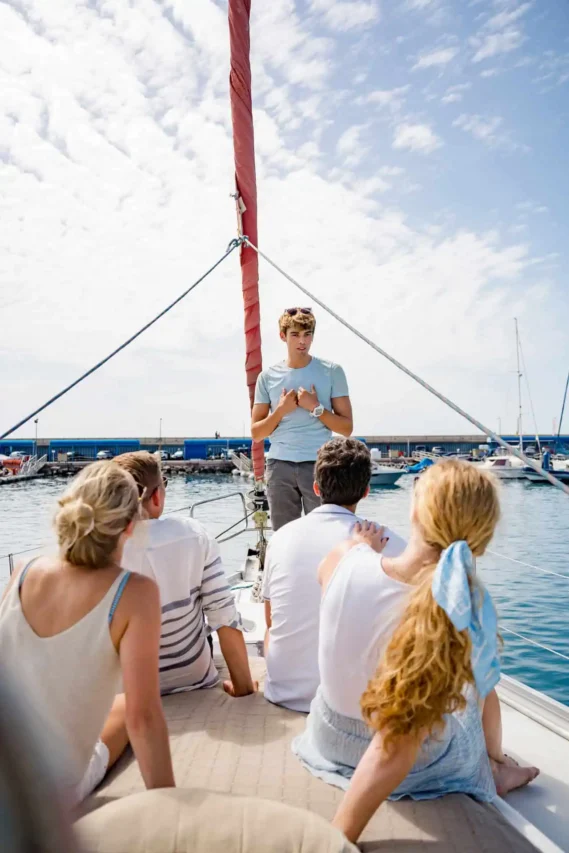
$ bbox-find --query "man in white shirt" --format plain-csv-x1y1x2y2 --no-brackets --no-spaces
115,452,255,697
262,438,406,712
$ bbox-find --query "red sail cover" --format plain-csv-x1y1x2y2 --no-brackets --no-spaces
229,0,265,482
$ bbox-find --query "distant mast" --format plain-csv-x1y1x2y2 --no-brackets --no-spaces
515,317,523,452
557,370,569,451
228,0,264,481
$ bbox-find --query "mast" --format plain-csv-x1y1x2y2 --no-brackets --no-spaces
228,0,264,482
515,318,523,452
557,370,569,451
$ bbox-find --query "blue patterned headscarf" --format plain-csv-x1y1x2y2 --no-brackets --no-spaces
431,540,500,697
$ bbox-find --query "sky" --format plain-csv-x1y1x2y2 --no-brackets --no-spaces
1,0,568,440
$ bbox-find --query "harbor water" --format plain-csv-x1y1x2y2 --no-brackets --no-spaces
1,474,567,706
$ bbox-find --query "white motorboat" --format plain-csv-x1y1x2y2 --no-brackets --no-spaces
477,455,528,480
369,463,404,486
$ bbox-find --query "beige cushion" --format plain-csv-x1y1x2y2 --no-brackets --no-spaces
85,657,538,853
76,788,358,853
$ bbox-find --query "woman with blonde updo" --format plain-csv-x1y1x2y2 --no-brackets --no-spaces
0,461,175,805
292,459,539,843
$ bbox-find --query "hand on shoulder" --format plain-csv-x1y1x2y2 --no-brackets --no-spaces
350,520,390,554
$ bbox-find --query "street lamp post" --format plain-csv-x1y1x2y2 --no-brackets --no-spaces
34,418,39,458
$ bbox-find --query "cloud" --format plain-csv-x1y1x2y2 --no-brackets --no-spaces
412,46,459,71
404,0,443,14
486,3,532,31
441,83,471,104
336,125,368,166
472,29,525,62
534,51,569,88
0,0,563,443
453,113,529,152
453,114,503,144
393,122,442,153
480,68,500,78
309,0,379,31
516,201,549,215
360,85,410,112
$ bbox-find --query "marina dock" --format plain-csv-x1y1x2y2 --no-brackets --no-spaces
1,434,567,484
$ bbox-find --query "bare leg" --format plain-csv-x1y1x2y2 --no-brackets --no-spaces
483,690,540,795
100,693,129,769
482,689,506,762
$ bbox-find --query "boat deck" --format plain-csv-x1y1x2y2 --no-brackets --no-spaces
74,592,569,853
79,652,541,853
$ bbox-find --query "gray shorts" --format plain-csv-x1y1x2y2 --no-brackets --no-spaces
266,459,321,531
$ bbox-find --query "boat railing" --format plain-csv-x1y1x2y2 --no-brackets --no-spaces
2,544,43,577
411,450,440,461
19,455,48,476
227,450,253,475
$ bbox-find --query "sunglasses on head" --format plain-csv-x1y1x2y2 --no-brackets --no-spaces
285,307,312,316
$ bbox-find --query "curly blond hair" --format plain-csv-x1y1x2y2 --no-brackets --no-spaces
360,459,500,751
54,461,140,569
278,310,316,336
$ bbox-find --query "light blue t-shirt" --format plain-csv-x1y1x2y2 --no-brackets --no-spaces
254,357,349,462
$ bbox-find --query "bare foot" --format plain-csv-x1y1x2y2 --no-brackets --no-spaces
490,758,540,796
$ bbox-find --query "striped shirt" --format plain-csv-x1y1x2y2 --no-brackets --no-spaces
122,516,241,695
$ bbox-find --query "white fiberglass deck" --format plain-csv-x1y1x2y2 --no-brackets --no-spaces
498,677,569,853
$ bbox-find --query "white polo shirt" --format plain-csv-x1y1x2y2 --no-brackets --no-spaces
262,505,406,712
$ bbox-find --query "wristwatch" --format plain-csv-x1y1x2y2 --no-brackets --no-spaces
310,404,325,418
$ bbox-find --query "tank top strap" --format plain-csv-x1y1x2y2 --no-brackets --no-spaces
18,557,40,590
108,571,132,625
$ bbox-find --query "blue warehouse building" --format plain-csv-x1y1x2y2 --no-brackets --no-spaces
3,434,568,462
183,438,270,460
0,439,35,456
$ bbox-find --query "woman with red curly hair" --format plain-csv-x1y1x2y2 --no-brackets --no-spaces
292,459,539,843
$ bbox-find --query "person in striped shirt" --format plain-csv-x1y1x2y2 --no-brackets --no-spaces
115,452,255,697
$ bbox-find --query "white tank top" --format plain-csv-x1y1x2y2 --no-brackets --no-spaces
0,560,130,794
318,543,411,720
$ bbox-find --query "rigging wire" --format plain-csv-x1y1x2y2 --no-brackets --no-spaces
0,240,242,441
244,237,569,497
500,627,569,663
486,549,569,581
0,544,43,563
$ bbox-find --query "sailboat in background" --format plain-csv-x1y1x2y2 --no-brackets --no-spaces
479,319,527,480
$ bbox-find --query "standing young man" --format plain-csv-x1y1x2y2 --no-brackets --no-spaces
251,308,353,531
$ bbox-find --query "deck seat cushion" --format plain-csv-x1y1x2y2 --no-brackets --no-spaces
75,788,357,853
82,657,539,853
